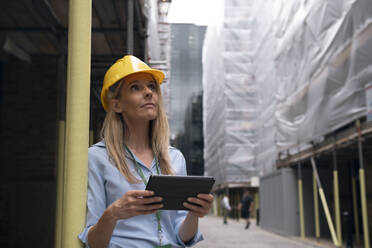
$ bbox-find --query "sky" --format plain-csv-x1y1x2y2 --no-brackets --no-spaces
168,0,223,25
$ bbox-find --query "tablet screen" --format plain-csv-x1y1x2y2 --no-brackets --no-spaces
145,175,215,210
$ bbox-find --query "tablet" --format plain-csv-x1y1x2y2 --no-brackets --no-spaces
145,175,215,210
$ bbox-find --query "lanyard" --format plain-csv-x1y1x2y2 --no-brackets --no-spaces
124,146,171,248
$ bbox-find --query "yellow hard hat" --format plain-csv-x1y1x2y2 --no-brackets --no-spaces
100,55,165,111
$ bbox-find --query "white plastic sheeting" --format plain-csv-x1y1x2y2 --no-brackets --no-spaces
203,0,372,183
142,0,161,61
203,0,258,185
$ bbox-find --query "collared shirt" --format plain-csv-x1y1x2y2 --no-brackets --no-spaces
221,196,231,211
78,140,203,248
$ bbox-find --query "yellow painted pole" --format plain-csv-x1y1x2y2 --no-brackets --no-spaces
238,191,241,220
61,0,91,247
218,194,222,216
318,188,340,247
359,169,370,248
254,191,259,219
54,120,65,248
298,178,305,238
351,175,361,244
298,163,305,239
255,191,259,224
356,120,370,248
332,149,342,245
311,157,340,247
313,172,320,240
212,194,218,216
254,191,259,208
235,190,239,220
333,170,342,245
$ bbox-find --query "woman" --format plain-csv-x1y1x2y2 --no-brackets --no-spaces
79,55,213,248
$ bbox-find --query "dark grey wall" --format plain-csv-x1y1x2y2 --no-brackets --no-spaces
0,53,58,248
260,168,300,236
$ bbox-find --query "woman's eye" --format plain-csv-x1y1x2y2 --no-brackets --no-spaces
148,83,156,90
130,84,139,91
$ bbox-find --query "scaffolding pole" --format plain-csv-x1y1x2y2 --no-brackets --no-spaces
54,55,66,248
298,162,305,239
254,191,259,221
356,120,370,248
332,148,342,245
313,171,320,240
351,165,361,244
61,0,92,247
311,157,340,247
127,0,134,54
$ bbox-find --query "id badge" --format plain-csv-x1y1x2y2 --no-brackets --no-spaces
154,245,172,248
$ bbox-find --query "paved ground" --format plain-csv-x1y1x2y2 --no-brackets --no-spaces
194,215,334,248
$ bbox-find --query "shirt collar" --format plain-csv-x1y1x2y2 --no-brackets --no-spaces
95,139,157,170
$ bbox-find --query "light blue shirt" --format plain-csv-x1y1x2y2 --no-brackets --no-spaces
78,140,203,248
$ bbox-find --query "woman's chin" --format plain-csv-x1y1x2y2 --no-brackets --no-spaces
144,113,158,121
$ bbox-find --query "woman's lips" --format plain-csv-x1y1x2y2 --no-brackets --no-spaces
142,103,155,108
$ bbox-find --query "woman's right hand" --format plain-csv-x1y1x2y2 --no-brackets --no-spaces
109,190,163,221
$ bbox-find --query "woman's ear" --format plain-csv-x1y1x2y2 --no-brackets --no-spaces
109,99,123,113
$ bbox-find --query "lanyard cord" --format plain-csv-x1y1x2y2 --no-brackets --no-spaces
124,145,163,246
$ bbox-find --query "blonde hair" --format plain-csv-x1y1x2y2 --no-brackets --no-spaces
100,77,173,183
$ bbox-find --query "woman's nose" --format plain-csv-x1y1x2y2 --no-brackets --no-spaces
144,86,152,97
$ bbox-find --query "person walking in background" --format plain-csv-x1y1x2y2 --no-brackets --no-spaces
221,194,231,224
239,189,253,229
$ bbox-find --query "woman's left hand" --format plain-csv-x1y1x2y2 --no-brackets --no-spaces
183,194,214,218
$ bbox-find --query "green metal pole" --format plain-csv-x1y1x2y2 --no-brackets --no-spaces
61,0,92,247
332,148,342,245
298,163,305,239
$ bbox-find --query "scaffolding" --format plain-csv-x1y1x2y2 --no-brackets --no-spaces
203,0,372,246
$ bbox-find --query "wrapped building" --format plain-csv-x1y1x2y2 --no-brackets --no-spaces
203,0,372,245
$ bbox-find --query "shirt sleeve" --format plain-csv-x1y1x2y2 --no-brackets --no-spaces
78,148,107,247
172,150,204,246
